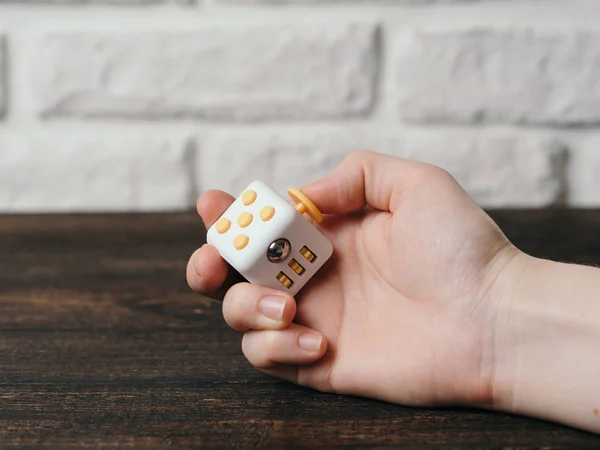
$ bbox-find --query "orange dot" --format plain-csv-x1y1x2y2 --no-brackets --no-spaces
215,218,231,234
260,206,275,222
237,212,253,228
242,190,257,206
234,234,249,250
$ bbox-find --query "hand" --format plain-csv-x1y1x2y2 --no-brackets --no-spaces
187,151,519,408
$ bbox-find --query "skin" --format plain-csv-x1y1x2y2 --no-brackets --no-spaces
187,151,600,434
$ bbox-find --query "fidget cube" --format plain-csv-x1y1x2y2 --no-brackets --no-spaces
207,181,333,296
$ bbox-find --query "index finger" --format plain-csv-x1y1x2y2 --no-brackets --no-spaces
301,150,425,215
197,189,236,229
189,189,245,301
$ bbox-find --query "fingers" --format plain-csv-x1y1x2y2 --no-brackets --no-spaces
197,189,236,229
188,189,240,299
187,244,229,293
301,150,427,215
223,283,296,332
242,323,327,369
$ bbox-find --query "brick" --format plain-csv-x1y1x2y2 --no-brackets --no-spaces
0,134,194,212
567,135,600,206
32,25,378,121
396,30,600,126
200,130,566,207
402,131,567,207
0,36,6,119
215,0,485,3
0,0,163,3
197,133,362,196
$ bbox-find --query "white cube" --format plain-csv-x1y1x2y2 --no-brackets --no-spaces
207,181,333,297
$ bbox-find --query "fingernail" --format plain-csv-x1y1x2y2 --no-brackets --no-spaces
258,296,286,321
298,333,323,353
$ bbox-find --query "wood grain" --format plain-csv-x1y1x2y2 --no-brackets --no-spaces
1,211,600,448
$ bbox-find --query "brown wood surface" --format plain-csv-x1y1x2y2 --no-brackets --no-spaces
1,210,600,448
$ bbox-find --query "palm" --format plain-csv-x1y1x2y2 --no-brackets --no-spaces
293,177,509,407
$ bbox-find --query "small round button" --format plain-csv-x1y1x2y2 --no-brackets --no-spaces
242,190,257,206
215,218,231,234
234,234,249,250
267,238,291,262
237,212,253,228
260,206,275,222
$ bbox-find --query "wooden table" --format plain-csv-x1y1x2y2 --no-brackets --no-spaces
2,211,600,448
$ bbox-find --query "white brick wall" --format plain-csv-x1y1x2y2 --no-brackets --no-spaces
0,133,194,211
33,25,378,120
202,129,566,207
0,36,6,120
396,30,600,126
0,0,599,212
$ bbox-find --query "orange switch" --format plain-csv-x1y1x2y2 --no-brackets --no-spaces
300,246,316,263
288,258,305,275
276,271,294,289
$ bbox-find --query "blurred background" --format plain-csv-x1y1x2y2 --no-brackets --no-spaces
0,0,598,213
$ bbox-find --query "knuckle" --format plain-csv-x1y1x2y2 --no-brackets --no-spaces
280,297,296,324
190,247,202,265
434,165,454,181
223,282,251,307
262,329,280,350
186,255,201,291
346,150,375,165
222,299,248,332
186,271,196,290
222,283,258,331
221,302,238,329
241,331,271,368
415,162,455,185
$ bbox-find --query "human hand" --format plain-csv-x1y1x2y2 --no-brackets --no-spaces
187,151,520,408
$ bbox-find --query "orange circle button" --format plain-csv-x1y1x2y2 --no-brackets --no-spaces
234,234,249,250
260,206,275,222
215,218,231,234
238,212,253,228
242,190,257,206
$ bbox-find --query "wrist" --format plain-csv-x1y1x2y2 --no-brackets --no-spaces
487,251,600,432
485,249,536,412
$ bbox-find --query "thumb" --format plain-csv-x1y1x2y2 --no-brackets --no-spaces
301,151,418,215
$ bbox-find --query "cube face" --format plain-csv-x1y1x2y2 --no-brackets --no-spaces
207,181,295,273
206,181,333,297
